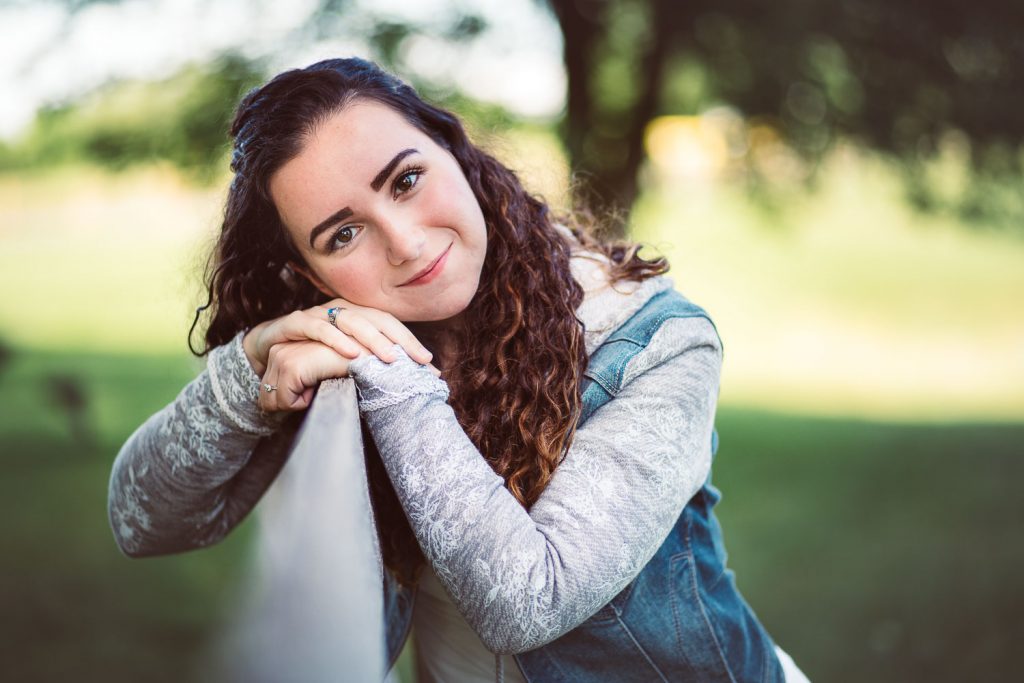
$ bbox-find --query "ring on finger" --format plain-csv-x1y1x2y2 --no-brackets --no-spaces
263,383,277,393
326,306,346,328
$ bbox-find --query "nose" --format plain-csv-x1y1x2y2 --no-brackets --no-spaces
380,218,426,266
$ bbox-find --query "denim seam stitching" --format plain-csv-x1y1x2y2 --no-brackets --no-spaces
607,289,705,343
585,578,637,624
608,309,702,346
582,368,621,395
683,519,738,683
612,312,715,387
611,614,672,683
585,339,643,391
761,634,771,683
614,578,637,616
669,552,701,675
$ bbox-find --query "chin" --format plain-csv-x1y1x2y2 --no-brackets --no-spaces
409,287,477,324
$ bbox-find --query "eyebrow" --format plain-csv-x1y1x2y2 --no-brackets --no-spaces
308,207,353,250
307,147,420,250
371,148,418,191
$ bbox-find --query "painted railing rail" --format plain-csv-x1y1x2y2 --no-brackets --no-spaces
218,378,387,682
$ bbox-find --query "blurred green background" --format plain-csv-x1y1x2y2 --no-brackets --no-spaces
1,1,1022,682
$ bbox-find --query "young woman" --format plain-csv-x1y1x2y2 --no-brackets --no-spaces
108,57,809,682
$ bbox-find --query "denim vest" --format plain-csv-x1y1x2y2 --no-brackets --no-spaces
382,289,783,682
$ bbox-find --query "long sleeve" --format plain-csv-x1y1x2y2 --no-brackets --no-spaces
107,332,292,558
348,316,722,654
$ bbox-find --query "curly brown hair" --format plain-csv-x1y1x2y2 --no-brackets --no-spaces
191,58,669,585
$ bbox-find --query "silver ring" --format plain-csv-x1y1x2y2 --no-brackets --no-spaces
263,383,277,393
327,306,346,328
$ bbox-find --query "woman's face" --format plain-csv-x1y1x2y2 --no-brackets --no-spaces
269,99,488,323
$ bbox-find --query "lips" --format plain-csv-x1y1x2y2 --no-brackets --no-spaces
401,242,452,286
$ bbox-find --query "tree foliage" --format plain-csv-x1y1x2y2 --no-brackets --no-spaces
548,0,1024,227
9,0,1024,227
0,54,263,181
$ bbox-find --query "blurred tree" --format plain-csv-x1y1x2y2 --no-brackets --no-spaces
203,0,1024,229
16,0,1024,228
0,53,264,181
547,0,1024,229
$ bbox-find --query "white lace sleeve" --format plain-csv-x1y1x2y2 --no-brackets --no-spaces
347,316,722,654
108,331,291,557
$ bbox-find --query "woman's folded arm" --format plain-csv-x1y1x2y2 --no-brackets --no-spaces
107,332,290,558
349,315,722,654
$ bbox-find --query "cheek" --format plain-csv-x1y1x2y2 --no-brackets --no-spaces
422,173,483,226
320,262,375,301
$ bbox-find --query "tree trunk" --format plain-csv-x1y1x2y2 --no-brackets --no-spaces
549,0,679,234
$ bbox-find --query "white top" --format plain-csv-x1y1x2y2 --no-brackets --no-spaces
413,563,528,683
411,562,810,683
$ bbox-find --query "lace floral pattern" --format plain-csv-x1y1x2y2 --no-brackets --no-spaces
108,460,153,555
207,332,281,435
348,349,450,412
158,386,231,473
107,332,280,556
105,254,723,666
349,316,722,654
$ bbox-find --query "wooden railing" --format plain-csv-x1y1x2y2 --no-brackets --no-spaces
218,378,387,682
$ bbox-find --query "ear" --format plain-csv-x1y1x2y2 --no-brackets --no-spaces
288,261,336,299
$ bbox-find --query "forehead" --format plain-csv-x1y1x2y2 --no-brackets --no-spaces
311,100,423,153
269,100,430,231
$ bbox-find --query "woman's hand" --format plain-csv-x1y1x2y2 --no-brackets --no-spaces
242,299,434,377
256,340,362,412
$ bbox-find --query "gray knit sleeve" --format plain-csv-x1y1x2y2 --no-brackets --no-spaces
107,331,291,558
348,316,722,654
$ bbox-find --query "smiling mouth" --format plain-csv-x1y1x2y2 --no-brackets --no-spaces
400,243,452,286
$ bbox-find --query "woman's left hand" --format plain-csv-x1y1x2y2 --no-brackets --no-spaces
242,297,434,377
256,340,363,412
257,299,442,412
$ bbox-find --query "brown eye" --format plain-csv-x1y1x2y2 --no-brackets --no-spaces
392,167,424,197
329,225,360,252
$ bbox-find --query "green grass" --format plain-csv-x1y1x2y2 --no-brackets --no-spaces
3,154,1022,419
630,147,1024,421
2,154,1022,681
0,166,220,355
0,349,243,682
1,348,1021,682
711,410,1024,682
